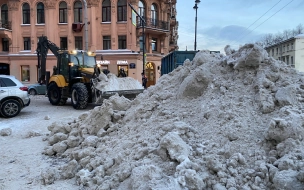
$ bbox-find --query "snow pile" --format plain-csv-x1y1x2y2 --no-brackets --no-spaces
42,43,304,189
94,73,143,91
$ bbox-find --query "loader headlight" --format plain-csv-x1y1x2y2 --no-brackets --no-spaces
72,50,77,54
88,51,92,56
97,63,101,67
69,62,74,66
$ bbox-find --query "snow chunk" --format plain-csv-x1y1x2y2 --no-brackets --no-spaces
160,132,190,163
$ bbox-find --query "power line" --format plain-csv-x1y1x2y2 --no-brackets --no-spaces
237,0,282,40
239,0,294,40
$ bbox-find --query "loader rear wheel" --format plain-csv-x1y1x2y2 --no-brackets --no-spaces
48,83,66,105
71,83,89,109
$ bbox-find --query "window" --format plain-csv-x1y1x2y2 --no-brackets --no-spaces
0,77,17,86
1,4,8,26
291,43,294,50
287,44,289,51
283,45,285,52
24,37,31,50
286,56,289,65
118,66,128,77
138,1,145,17
118,35,126,49
37,2,45,24
151,4,158,26
75,36,83,50
103,36,111,50
60,37,68,50
291,56,294,67
139,36,144,51
152,38,157,51
117,0,127,21
276,47,278,55
272,49,274,56
0,63,9,75
102,0,111,22
74,1,82,23
138,1,145,26
21,65,30,82
59,1,68,23
22,3,30,24
2,38,9,51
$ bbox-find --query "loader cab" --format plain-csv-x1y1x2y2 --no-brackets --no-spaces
55,51,96,83
57,52,70,82
70,51,96,83
69,51,96,69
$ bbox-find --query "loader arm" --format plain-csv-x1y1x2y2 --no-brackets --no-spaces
36,36,60,84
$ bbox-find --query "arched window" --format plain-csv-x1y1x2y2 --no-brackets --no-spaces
117,0,127,22
59,1,67,23
151,3,158,26
102,0,111,22
138,0,145,18
1,4,8,25
37,2,45,24
74,1,82,23
22,3,30,24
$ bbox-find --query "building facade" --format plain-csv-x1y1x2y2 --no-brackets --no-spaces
0,0,178,87
265,34,304,72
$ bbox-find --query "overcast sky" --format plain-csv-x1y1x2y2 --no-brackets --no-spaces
176,0,304,53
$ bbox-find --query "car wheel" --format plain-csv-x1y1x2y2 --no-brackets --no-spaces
1,99,21,118
29,89,37,95
71,83,89,109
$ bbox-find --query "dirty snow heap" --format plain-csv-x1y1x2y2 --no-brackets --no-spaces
42,43,304,190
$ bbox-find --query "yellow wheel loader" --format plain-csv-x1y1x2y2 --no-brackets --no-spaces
36,36,143,109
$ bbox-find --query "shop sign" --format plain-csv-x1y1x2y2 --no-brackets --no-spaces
96,60,110,64
117,60,128,65
129,63,136,69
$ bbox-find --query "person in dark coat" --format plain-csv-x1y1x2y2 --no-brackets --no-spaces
141,72,147,89
118,68,127,77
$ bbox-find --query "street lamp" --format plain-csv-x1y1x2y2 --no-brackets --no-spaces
193,0,200,51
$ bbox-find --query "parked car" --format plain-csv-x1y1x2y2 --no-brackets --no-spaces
28,83,46,95
0,75,31,118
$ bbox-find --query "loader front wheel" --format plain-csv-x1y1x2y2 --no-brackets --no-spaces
48,82,63,105
71,83,89,109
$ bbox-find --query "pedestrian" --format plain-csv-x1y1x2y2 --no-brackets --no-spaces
141,72,147,89
118,68,127,77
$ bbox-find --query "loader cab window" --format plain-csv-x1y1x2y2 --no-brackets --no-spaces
59,54,70,82
70,52,84,67
83,53,96,68
70,52,95,68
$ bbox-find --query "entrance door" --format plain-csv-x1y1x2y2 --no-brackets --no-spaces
0,63,9,75
145,62,155,87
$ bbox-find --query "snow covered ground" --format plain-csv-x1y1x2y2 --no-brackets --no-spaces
0,95,93,189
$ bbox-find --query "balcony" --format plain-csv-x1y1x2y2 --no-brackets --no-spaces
170,16,177,26
72,22,84,32
169,41,178,52
137,17,169,35
0,20,11,30
0,20,12,40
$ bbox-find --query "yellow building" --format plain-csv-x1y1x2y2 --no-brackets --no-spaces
0,0,178,87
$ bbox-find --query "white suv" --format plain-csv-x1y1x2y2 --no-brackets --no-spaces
0,75,31,118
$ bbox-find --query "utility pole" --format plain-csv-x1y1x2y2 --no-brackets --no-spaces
82,0,88,51
193,0,200,51
128,3,146,75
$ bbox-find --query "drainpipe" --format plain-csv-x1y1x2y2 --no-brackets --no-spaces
82,0,88,51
